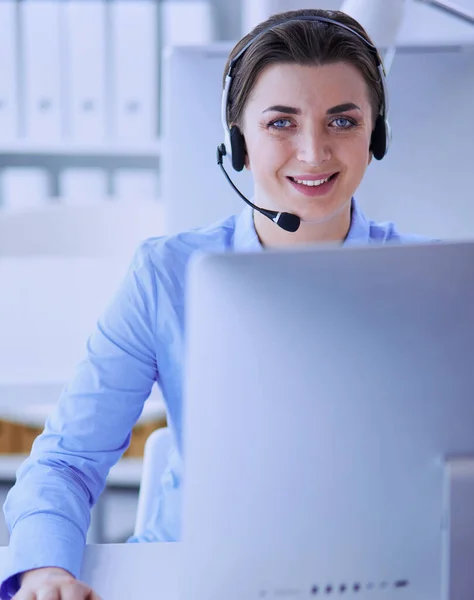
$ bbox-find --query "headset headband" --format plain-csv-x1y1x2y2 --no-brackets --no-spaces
221,15,390,155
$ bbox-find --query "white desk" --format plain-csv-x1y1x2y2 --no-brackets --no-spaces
0,542,180,600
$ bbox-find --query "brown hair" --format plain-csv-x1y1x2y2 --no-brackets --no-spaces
223,8,384,130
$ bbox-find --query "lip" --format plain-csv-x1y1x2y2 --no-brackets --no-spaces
287,172,340,197
289,173,337,181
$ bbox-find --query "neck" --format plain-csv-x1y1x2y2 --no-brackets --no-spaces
253,202,352,247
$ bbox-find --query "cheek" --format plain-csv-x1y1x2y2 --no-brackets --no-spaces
246,132,292,174
341,136,372,172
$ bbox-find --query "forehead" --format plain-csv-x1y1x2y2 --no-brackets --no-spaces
246,61,371,110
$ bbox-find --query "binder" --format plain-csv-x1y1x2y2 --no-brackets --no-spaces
21,0,64,141
110,0,158,141
63,0,107,141
0,1,19,142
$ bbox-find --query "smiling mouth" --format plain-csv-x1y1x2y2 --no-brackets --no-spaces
287,173,339,187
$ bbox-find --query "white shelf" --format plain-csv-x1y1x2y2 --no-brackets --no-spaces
0,198,164,216
0,140,161,158
108,457,143,487
0,454,143,487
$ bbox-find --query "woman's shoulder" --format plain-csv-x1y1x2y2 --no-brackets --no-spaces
131,213,239,278
367,218,437,245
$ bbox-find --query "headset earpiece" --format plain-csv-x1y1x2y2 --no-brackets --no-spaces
229,125,247,172
222,15,390,169
370,114,389,161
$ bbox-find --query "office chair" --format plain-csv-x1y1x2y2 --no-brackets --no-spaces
134,426,173,538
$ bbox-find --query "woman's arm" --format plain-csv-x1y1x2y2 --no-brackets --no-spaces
1,242,159,599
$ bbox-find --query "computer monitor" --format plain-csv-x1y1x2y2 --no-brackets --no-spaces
181,240,474,600
161,43,251,234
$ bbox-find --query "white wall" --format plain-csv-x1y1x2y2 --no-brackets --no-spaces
399,0,474,44
357,44,474,239
222,0,474,42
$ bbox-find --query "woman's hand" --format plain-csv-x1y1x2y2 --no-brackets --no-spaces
13,567,102,599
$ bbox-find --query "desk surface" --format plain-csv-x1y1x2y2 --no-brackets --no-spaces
0,542,180,600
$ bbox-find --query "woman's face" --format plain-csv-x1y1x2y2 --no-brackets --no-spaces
241,61,374,224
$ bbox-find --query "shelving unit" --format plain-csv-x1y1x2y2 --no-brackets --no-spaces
0,0,164,208
0,140,161,159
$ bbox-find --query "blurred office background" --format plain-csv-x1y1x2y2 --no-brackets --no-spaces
0,0,473,545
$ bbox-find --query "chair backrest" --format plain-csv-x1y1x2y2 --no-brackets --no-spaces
134,426,173,537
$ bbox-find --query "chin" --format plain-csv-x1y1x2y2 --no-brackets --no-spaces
286,195,352,224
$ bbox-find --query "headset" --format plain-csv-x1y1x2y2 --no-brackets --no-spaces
216,15,391,233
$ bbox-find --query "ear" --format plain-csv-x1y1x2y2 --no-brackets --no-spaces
368,151,373,166
245,154,251,170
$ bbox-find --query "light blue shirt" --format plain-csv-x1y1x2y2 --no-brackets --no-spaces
0,201,424,598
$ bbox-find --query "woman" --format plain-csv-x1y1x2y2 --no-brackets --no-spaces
3,8,422,600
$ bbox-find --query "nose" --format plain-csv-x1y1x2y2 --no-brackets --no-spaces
295,125,331,166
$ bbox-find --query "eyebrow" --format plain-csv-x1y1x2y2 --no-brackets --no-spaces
326,102,361,114
263,105,301,115
262,102,362,115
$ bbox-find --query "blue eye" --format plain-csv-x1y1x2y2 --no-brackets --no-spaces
331,117,356,129
269,118,292,129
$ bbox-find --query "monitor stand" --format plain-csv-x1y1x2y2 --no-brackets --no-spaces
444,458,474,599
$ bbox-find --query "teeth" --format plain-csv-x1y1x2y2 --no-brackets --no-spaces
293,176,331,186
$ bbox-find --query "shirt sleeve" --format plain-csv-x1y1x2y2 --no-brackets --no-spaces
0,241,159,599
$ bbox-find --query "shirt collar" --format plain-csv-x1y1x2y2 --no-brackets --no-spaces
232,205,264,252
232,197,371,252
343,197,371,246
